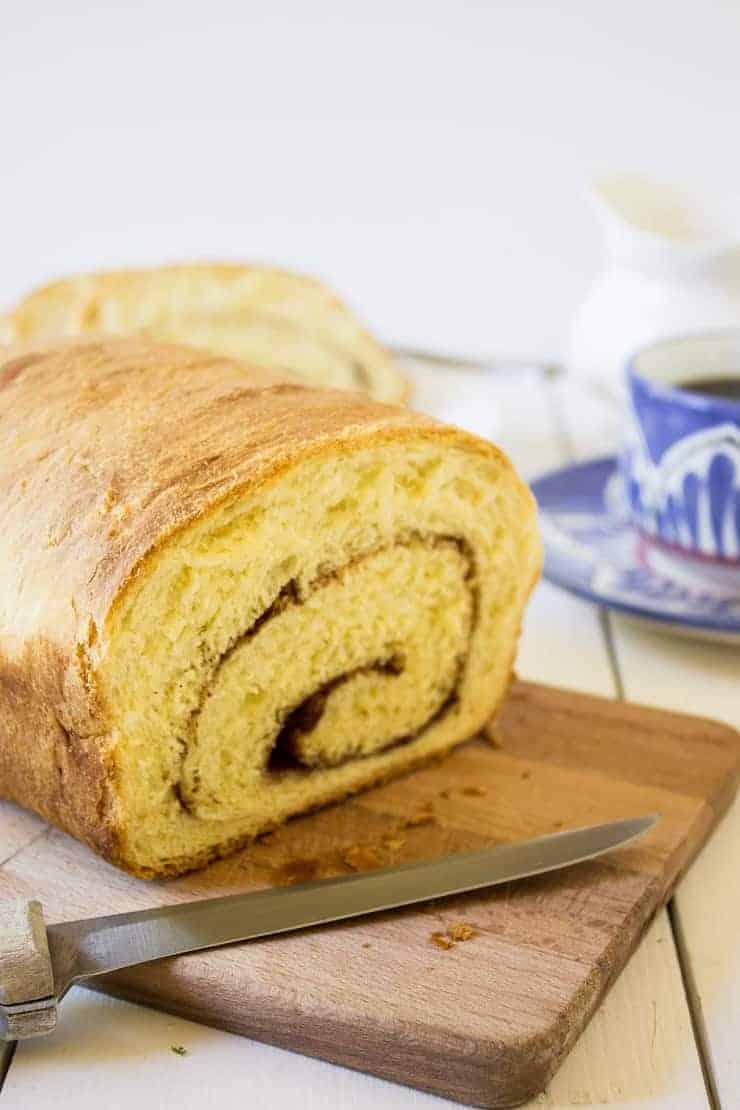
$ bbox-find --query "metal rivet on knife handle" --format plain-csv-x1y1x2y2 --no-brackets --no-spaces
0,899,57,1040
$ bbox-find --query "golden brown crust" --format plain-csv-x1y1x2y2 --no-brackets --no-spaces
0,338,531,875
1,262,410,403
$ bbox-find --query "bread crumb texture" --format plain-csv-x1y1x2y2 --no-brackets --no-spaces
0,338,540,876
430,923,477,949
431,932,455,950
448,922,476,942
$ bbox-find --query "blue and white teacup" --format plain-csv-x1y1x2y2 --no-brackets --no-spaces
622,333,740,565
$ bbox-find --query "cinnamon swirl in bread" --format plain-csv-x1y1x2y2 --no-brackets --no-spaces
0,339,538,876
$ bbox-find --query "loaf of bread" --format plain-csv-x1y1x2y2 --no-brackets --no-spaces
0,339,539,877
1,262,407,403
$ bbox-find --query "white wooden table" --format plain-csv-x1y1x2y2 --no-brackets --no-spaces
1,364,737,1109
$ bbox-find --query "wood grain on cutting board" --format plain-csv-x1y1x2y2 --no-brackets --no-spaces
0,681,738,1109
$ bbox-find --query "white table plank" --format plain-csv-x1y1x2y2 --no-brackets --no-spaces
535,913,709,1109
560,367,738,1100
542,375,624,473
518,583,615,697
610,620,738,725
548,374,737,1101
530,380,711,1108
609,618,740,1106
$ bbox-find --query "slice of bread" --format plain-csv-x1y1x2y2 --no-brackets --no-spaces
1,262,408,402
0,339,539,877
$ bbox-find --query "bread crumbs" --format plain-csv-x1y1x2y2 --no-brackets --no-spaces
403,813,437,829
171,1045,188,1056
276,857,323,884
343,844,384,870
430,922,478,950
430,932,454,950
448,922,476,942
381,835,405,853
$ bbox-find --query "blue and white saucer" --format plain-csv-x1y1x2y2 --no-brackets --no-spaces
531,456,740,645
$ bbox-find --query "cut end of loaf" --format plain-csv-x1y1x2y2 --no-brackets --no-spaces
99,433,539,877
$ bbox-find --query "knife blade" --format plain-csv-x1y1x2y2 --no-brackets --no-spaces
390,344,563,379
1,815,656,1040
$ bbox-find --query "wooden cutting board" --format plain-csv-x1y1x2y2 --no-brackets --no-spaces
0,681,738,1108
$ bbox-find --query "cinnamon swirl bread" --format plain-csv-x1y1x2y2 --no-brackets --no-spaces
0,339,539,877
1,262,407,402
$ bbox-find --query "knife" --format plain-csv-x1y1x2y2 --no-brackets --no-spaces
0,815,655,1042
390,344,564,379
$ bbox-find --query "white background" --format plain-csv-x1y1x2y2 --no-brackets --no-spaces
2,0,740,359
2,5,740,1109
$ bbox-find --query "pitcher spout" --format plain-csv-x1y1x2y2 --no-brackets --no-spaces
569,173,740,395
591,173,740,273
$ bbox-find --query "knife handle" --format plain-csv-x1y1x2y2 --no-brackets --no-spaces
0,899,57,1040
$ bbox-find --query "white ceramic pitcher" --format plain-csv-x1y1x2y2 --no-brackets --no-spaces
568,174,740,397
